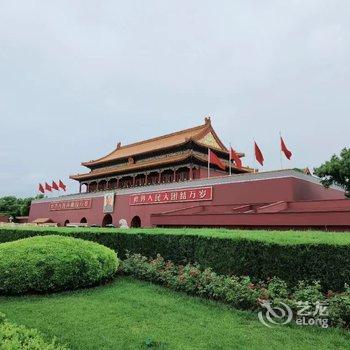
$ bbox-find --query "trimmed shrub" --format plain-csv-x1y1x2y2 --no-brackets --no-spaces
0,227,349,291
122,253,350,329
0,313,67,349
0,235,119,294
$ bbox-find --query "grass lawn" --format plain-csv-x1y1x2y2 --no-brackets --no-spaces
1,278,349,350
2,226,350,246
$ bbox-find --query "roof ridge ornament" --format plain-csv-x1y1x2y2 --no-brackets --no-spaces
204,116,211,125
117,142,122,149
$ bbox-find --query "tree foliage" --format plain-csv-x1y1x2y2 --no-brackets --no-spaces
0,195,44,217
314,148,350,198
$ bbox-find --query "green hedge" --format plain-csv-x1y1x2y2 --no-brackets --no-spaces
0,313,67,349
0,228,349,291
123,253,350,328
0,235,119,294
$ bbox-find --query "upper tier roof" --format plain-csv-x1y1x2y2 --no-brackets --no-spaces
71,150,251,181
82,117,232,167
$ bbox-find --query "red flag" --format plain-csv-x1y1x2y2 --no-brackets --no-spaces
59,180,67,191
45,182,52,192
208,149,226,170
280,137,292,160
38,183,45,193
52,181,59,191
254,142,264,166
230,148,242,169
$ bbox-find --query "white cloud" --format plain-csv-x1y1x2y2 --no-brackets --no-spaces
0,0,349,196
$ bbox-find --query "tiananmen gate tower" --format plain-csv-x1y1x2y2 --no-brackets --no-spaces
29,118,350,230
70,117,250,192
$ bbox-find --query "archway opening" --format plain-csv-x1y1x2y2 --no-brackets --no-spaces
64,220,70,227
131,216,141,228
102,214,113,227
80,217,87,224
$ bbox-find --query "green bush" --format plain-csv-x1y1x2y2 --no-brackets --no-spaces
0,227,350,291
328,295,350,328
292,281,324,303
0,313,67,349
122,253,261,310
266,277,289,300
0,235,119,295
123,253,350,329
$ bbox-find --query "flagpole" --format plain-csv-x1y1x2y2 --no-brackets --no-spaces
253,140,257,173
229,143,232,176
279,131,283,170
207,148,210,178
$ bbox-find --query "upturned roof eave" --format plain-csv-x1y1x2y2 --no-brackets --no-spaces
81,126,244,168
71,151,251,182
71,152,196,181
81,138,195,168
81,121,210,167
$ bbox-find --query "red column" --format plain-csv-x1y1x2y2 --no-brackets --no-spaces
145,173,148,185
132,176,136,187
116,178,120,189
173,169,177,182
189,167,193,181
158,171,162,184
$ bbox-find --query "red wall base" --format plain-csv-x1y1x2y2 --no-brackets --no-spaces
29,170,349,230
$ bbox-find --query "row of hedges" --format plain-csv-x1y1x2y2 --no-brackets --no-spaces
123,253,350,329
0,227,349,291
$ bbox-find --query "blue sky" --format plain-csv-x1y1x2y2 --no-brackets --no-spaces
0,1,349,196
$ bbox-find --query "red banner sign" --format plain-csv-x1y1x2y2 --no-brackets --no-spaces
129,186,212,206
49,199,92,211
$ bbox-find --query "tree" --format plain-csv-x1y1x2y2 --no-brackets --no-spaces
314,148,350,198
0,195,44,218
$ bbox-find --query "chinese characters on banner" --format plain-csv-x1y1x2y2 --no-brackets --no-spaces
49,199,92,211
129,187,212,206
